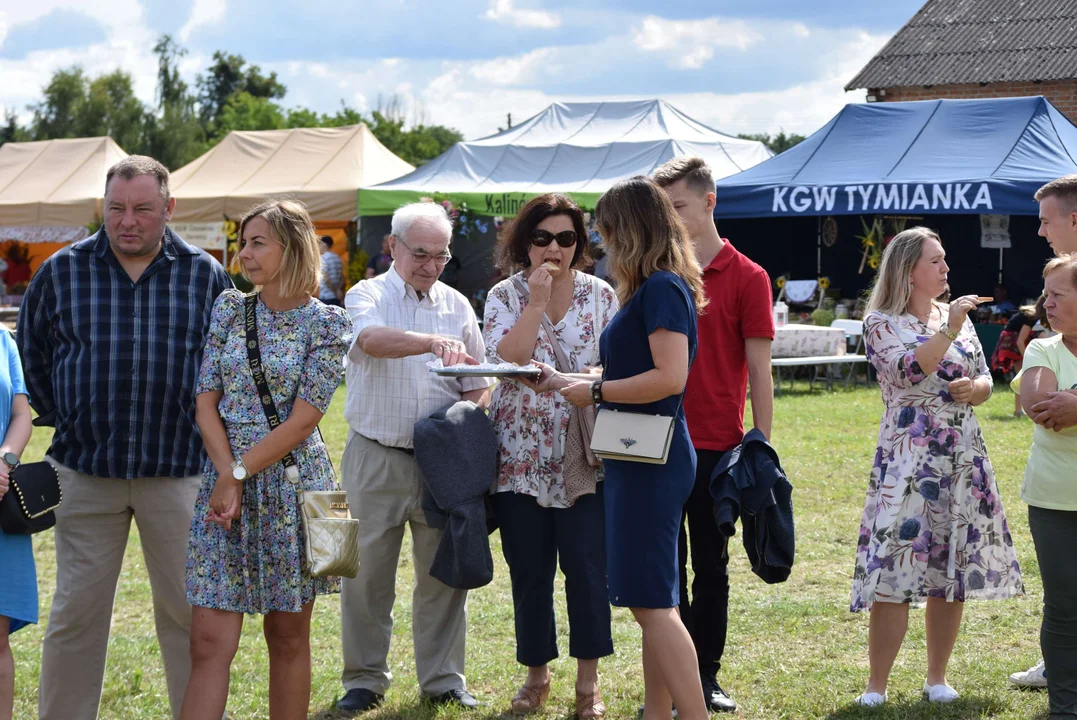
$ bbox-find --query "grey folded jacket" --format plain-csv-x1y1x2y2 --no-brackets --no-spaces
413,400,498,590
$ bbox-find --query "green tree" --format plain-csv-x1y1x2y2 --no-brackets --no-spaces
78,71,148,151
197,51,287,136
0,110,29,148
738,130,806,155
285,106,323,129
214,91,285,137
144,35,207,170
29,67,88,140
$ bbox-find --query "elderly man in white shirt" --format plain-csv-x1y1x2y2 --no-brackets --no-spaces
336,202,493,715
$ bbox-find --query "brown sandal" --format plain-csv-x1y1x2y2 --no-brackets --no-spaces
575,687,606,719
511,678,551,715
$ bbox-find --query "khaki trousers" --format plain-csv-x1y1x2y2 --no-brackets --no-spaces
38,459,200,720
339,431,468,696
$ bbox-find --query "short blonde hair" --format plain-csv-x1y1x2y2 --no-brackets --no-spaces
1035,175,1077,212
234,199,322,298
865,226,941,316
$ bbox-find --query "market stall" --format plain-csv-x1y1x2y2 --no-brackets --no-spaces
359,99,772,298
0,136,129,305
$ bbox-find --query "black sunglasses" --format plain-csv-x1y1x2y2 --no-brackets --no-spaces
531,229,578,248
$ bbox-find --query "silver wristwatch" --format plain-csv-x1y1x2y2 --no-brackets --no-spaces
1,451,19,470
230,458,249,482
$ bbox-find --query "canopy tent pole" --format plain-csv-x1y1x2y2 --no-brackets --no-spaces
816,216,822,275
999,248,1004,285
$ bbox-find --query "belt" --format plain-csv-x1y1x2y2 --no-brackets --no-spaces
361,434,414,456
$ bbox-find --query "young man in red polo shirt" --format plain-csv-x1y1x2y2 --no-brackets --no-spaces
654,157,775,714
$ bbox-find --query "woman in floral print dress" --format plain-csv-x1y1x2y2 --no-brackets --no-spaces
851,227,1022,708
180,201,351,720
482,194,618,718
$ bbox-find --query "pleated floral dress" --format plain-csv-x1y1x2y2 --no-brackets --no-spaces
851,309,1023,611
186,290,352,614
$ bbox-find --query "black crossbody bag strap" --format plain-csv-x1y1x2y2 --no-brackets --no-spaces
243,293,300,483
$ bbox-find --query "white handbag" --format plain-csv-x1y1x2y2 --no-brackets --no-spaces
590,408,676,464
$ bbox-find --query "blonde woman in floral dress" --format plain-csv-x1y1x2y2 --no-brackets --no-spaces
482,194,618,718
179,200,351,720
852,227,1023,707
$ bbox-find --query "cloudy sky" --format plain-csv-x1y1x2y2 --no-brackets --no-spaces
0,0,927,141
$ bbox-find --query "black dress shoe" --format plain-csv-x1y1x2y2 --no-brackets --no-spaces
428,688,482,709
336,688,384,715
701,674,737,713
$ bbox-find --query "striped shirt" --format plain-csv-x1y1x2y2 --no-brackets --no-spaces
320,250,344,301
344,264,491,448
16,227,232,479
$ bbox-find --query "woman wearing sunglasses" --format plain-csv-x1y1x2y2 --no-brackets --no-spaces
482,194,618,718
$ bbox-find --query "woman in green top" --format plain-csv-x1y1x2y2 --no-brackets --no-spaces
1015,254,1077,718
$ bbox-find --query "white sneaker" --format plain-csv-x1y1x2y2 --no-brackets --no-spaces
1008,659,1047,688
854,691,887,707
923,682,960,703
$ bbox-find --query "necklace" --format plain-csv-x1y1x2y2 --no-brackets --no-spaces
912,304,934,324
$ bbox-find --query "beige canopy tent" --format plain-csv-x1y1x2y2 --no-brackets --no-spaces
170,124,414,223
0,136,127,233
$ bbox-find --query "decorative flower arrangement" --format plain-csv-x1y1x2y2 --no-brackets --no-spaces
420,194,489,243
858,217,907,274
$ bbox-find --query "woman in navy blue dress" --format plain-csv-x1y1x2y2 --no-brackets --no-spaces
560,176,708,720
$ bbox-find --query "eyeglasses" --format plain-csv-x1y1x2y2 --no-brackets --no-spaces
396,236,452,266
531,229,578,248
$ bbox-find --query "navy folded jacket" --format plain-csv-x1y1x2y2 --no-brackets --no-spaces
709,428,795,584
414,401,498,590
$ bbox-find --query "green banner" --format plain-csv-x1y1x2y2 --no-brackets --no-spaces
358,189,604,217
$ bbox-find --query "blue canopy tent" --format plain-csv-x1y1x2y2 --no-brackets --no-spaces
710,97,1077,319
714,96,1077,219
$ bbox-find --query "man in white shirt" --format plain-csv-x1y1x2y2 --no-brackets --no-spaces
336,202,493,715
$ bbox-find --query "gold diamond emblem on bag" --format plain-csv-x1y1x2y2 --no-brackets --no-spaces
620,438,637,449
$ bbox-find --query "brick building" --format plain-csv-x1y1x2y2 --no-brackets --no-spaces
846,0,1077,124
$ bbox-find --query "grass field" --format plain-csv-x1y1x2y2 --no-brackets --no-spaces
9,382,1052,719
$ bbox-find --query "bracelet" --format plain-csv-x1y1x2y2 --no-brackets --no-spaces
939,324,958,342
590,380,604,405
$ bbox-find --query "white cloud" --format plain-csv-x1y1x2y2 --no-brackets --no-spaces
178,0,227,43
632,15,764,69
483,0,561,29
469,47,557,86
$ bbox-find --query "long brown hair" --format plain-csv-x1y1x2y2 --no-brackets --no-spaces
595,176,707,311
865,226,941,316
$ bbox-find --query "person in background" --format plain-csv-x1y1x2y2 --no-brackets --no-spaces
179,200,351,720
319,235,346,306
1009,174,1077,690
366,235,393,278
1013,253,1077,720
17,155,232,720
482,194,618,718
560,176,709,720
990,305,1038,416
0,328,33,720
852,227,1023,707
652,156,774,714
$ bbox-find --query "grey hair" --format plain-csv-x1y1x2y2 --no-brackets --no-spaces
391,202,453,243
865,226,941,316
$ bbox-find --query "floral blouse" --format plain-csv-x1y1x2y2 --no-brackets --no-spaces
483,271,618,508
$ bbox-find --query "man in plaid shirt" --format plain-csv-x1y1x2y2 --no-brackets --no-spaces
320,235,346,306
17,156,231,720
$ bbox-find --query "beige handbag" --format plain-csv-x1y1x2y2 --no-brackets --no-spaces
244,293,360,579
296,488,360,579
590,409,676,464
